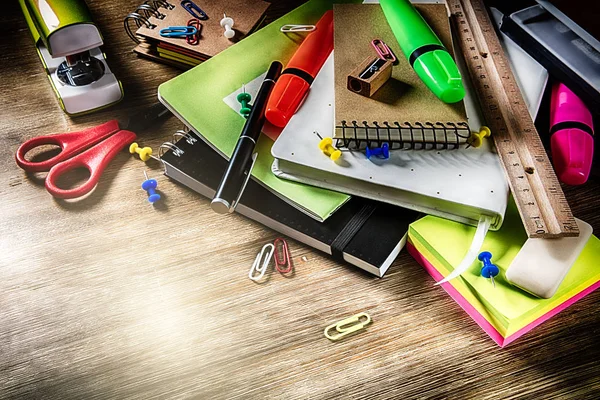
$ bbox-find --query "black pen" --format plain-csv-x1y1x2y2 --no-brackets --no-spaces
211,61,283,214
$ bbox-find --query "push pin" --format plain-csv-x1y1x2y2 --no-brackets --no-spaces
129,142,153,162
319,137,342,161
478,251,499,287
236,86,252,118
142,171,161,204
365,143,390,160
467,126,491,148
220,14,235,39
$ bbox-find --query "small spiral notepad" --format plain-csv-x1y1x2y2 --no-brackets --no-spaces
123,0,269,68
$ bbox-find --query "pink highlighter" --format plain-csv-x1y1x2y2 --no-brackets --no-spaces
550,83,595,185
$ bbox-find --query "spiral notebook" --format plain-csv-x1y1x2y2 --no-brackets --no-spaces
158,131,420,277
272,53,510,230
333,3,470,149
123,0,270,69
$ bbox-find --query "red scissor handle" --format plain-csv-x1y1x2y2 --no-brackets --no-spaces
45,129,137,199
15,120,121,172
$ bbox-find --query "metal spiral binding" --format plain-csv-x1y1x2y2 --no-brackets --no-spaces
173,130,198,145
335,120,470,150
123,1,175,43
158,142,185,158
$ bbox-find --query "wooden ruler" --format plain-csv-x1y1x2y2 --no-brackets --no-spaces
447,0,579,238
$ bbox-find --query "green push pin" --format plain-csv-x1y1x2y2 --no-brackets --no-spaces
236,85,252,118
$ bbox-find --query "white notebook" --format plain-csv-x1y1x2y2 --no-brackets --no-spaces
271,52,510,229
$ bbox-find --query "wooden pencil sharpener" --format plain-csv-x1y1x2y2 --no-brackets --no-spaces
347,56,393,97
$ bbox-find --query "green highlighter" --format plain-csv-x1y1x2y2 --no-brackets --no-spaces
380,0,465,103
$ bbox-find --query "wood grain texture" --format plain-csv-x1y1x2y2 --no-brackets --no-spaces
1,1,599,399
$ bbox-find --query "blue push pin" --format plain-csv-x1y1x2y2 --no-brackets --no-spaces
365,143,390,160
142,171,161,204
478,251,499,287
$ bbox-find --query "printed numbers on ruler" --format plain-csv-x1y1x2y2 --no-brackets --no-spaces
449,0,578,238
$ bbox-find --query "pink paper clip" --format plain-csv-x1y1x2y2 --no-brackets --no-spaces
274,238,292,274
371,39,397,64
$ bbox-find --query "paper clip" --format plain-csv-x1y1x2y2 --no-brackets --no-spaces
274,238,292,273
186,18,202,45
180,0,208,20
280,24,316,33
324,312,372,341
159,26,198,38
249,243,274,281
371,39,397,64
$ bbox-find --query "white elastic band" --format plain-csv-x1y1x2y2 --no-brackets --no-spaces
436,216,492,285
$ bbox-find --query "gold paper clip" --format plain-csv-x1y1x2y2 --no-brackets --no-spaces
324,312,372,341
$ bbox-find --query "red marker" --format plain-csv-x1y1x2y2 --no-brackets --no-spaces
265,10,333,128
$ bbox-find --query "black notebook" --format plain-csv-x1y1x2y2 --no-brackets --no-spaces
159,132,420,277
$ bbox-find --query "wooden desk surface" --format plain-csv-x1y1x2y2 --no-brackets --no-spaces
1,1,599,398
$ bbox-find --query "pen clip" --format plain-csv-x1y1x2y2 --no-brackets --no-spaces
230,152,258,212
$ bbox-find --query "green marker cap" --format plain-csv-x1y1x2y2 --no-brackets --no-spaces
412,49,465,103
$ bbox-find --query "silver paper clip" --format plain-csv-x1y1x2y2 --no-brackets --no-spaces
249,243,275,281
280,24,316,33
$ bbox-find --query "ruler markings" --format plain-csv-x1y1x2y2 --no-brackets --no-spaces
448,0,578,238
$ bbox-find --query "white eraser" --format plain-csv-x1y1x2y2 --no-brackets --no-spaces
506,218,593,299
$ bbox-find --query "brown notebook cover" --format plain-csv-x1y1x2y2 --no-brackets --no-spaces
134,0,269,61
333,3,470,149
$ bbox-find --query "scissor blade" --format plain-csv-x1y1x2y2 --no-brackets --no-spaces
123,103,171,133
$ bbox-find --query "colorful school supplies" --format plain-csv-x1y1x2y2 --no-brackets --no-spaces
271,54,509,230
549,82,595,185
407,203,600,347
333,4,470,148
15,103,170,199
380,0,465,103
19,0,123,115
158,0,354,222
265,10,334,128
212,61,283,214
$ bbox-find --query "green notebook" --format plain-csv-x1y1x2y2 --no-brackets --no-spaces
158,0,357,221
407,201,600,346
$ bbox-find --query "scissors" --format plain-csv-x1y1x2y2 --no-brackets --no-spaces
15,103,170,199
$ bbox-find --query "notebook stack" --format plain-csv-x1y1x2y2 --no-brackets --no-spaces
154,0,598,345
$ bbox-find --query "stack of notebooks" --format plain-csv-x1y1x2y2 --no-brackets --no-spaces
154,0,600,345
124,0,270,69
156,0,546,274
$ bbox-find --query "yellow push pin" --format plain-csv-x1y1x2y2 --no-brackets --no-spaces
318,137,342,161
129,142,153,161
467,126,491,148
